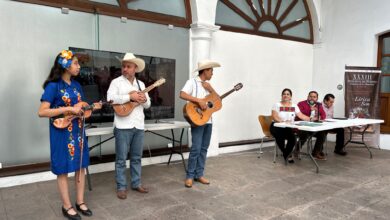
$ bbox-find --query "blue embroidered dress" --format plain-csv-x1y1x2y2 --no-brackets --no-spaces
41,79,89,175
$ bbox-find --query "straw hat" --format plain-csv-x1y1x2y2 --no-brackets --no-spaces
193,59,221,73
117,52,145,73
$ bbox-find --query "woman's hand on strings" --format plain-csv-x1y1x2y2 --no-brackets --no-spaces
70,106,83,115
93,101,102,110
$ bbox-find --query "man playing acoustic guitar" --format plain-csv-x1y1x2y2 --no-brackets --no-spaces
180,60,221,188
107,52,151,199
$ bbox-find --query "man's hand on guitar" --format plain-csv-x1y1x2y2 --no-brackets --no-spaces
130,91,147,104
137,92,147,103
197,100,208,110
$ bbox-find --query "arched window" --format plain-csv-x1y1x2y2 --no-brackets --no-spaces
216,0,314,44
378,32,390,133
16,0,192,27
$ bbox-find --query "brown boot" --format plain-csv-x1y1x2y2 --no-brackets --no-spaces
116,190,127,199
194,177,210,185
131,185,149,193
184,179,193,188
312,152,327,160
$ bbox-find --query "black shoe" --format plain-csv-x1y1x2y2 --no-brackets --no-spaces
334,150,347,156
287,155,295,164
62,206,81,220
75,202,93,216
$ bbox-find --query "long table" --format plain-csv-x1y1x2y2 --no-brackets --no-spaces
85,121,191,190
274,118,384,173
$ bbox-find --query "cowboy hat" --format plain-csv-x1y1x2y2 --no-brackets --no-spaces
193,59,221,73
116,52,145,73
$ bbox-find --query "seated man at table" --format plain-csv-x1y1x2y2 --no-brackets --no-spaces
296,91,327,160
322,93,347,156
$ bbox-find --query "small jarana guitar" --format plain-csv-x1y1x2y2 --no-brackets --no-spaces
112,78,166,117
183,83,243,126
52,101,104,129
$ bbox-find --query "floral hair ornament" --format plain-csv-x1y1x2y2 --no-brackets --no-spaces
57,50,74,69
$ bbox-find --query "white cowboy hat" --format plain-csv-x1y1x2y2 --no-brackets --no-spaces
116,52,145,73
193,59,221,73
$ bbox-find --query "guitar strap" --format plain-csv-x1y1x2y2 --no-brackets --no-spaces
136,78,142,91
194,79,198,98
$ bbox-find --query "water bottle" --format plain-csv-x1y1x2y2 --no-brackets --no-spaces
310,110,315,121
290,112,295,124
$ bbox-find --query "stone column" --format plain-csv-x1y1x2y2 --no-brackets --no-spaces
187,0,221,156
189,22,220,156
190,22,220,75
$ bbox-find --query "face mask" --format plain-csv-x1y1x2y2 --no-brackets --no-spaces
308,100,315,106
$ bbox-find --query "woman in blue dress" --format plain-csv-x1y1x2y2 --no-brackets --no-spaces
38,50,101,220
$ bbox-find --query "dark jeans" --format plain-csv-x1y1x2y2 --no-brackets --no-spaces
270,122,296,159
114,127,144,190
186,124,212,179
298,131,326,154
326,128,345,152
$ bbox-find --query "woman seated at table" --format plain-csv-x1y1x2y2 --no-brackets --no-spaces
270,88,310,163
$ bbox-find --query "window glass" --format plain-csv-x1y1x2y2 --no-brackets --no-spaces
280,0,307,26
229,0,257,21
383,37,390,54
283,21,310,39
259,21,278,34
381,76,390,93
127,0,186,18
216,1,253,29
89,0,119,6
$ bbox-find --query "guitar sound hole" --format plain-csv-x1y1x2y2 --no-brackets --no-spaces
207,102,213,108
195,108,203,118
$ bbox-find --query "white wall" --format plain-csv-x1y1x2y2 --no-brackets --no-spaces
0,1,190,166
210,31,314,143
312,0,390,149
0,1,96,165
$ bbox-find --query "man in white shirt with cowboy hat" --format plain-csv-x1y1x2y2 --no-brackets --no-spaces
107,52,151,199
180,59,221,188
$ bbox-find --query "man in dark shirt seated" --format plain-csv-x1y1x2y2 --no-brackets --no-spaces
322,93,347,156
296,91,327,160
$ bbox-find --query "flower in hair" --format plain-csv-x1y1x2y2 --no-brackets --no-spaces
58,50,73,68
61,50,73,59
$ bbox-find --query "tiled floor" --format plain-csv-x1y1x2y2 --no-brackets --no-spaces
1,144,390,219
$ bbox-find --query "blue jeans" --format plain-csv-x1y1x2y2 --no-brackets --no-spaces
114,127,144,190
186,124,212,179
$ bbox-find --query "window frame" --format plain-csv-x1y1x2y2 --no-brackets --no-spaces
15,0,192,28
216,0,314,44
377,32,390,73
377,32,390,133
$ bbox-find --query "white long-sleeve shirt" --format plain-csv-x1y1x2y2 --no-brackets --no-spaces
107,75,151,129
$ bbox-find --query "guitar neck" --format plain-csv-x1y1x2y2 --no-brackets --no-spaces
142,84,157,93
220,89,236,99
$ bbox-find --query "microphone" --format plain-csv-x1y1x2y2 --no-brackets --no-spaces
315,102,322,122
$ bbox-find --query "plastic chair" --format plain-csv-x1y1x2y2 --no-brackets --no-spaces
258,115,280,162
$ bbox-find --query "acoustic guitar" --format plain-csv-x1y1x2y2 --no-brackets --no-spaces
52,101,106,129
112,78,166,117
183,83,243,126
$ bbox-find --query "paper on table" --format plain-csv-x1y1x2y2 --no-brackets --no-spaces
296,121,323,127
